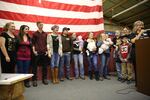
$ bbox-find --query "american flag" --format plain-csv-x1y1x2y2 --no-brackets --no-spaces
0,0,104,38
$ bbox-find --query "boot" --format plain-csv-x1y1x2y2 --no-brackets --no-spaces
88,71,93,80
32,80,37,87
24,80,31,88
95,71,99,81
42,79,48,85
54,67,59,84
51,69,56,84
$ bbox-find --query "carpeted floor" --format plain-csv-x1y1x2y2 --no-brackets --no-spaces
24,76,150,100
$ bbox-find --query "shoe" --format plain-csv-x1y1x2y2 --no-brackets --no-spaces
60,77,65,81
75,77,79,79
99,77,104,81
104,76,111,80
24,82,31,88
117,78,122,81
42,79,48,85
88,71,93,80
127,80,132,84
80,76,85,80
33,81,37,87
66,77,73,80
95,71,100,81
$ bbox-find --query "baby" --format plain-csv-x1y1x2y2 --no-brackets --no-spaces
99,37,113,54
73,35,84,52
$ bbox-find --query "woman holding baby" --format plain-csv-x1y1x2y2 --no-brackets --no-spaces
97,33,113,81
84,32,99,81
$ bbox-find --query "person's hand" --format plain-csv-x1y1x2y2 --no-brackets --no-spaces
139,29,145,35
59,51,63,57
92,47,97,51
45,51,48,56
5,56,10,62
33,50,38,56
115,46,118,51
47,51,51,58
124,59,127,62
79,47,82,51
121,58,125,63
48,53,51,58
136,29,145,40
102,47,106,51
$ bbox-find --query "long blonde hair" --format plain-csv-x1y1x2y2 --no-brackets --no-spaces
98,32,106,41
133,20,144,33
3,22,14,32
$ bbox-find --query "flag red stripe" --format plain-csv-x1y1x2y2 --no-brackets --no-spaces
2,0,102,13
0,10,104,25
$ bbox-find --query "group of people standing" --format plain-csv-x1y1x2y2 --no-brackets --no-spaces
113,20,148,85
0,20,147,88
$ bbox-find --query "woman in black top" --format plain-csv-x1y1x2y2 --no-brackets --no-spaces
47,25,62,84
0,22,18,73
129,21,145,67
128,20,146,85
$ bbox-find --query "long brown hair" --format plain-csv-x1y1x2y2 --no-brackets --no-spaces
18,25,30,42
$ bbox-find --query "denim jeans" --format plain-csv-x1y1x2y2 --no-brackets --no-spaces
88,53,98,72
100,53,110,77
115,62,122,78
17,60,31,73
73,53,84,78
51,52,60,69
59,52,71,78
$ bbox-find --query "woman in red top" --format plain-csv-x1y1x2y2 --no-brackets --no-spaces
17,25,32,87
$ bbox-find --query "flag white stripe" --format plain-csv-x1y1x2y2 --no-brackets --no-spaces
0,1,103,19
45,0,102,7
0,19,104,32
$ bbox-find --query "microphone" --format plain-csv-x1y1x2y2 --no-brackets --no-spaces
145,29,150,31
141,29,150,38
